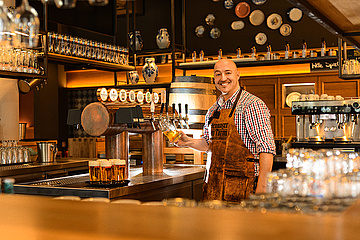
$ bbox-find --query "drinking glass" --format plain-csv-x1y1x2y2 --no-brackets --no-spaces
0,0,14,47
159,118,182,143
13,0,40,48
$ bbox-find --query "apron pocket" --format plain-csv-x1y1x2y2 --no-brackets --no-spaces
223,169,251,202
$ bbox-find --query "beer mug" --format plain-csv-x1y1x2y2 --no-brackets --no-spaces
111,159,126,181
89,160,100,182
159,118,182,143
100,160,112,182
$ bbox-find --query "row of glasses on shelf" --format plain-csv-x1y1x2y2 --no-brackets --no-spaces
342,59,360,75
47,32,129,65
1,140,31,165
0,45,41,74
267,148,360,199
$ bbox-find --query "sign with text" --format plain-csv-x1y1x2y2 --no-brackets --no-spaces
310,59,339,72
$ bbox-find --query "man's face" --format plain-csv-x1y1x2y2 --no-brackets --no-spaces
213,59,240,99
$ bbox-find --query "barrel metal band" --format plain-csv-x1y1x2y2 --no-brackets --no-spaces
169,88,215,95
172,77,213,84
189,109,208,115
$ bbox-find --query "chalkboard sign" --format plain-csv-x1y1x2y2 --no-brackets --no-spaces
310,59,339,72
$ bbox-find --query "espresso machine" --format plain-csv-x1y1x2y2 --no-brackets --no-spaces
292,99,360,143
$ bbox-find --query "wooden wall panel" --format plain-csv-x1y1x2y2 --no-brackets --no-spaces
282,115,296,138
319,75,359,97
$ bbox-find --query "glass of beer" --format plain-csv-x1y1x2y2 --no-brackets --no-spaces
89,160,100,182
111,159,126,181
159,118,182,143
100,160,112,182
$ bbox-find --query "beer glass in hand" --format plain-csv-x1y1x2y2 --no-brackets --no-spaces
159,118,182,143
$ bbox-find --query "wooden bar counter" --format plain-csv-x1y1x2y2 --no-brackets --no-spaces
0,193,359,240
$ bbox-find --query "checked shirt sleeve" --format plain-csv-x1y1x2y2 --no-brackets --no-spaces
243,100,276,156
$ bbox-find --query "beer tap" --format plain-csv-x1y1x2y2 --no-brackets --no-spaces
172,103,179,127
184,104,190,129
150,99,156,131
178,103,185,129
158,102,165,128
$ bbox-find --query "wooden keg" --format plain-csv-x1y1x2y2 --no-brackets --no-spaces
169,76,216,128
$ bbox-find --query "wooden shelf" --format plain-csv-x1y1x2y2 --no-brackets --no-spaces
176,56,338,70
135,47,185,57
48,53,135,72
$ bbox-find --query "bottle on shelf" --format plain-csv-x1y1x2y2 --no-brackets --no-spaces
285,41,290,59
199,49,204,62
192,50,196,62
236,47,241,58
251,45,256,59
321,38,326,57
218,47,222,60
302,39,307,58
266,43,272,60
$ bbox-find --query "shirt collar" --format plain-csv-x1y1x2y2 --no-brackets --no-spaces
217,87,241,107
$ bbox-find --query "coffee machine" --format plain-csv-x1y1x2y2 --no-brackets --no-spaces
292,99,360,142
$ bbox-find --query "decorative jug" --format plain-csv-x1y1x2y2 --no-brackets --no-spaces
156,28,170,49
129,30,143,51
128,71,139,84
142,58,158,83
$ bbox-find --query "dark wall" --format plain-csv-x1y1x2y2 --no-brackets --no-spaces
116,0,337,56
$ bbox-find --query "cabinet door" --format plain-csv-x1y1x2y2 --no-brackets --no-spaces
320,75,359,97
241,77,278,137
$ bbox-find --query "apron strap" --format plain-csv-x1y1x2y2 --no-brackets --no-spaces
228,88,242,118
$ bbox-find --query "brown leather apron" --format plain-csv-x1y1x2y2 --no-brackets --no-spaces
203,92,255,202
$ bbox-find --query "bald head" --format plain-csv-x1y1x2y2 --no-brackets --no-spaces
214,59,237,72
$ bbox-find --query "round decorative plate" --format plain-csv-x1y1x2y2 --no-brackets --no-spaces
210,27,221,39
286,92,301,107
231,20,245,30
205,13,215,25
249,10,265,26
235,2,250,18
280,24,292,36
255,32,267,45
224,0,234,9
267,13,282,29
195,25,205,37
288,7,303,22
252,0,266,5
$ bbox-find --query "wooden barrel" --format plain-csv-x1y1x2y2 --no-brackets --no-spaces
169,76,217,129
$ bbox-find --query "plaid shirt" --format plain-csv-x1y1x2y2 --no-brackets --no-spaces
203,87,276,160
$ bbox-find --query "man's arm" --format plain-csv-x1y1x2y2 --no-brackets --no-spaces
175,132,210,152
255,152,273,194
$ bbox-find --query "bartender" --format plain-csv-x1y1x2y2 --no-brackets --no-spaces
175,59,276,202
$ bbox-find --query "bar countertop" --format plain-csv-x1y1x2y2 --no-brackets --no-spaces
14,164,206,199
0,193,359,240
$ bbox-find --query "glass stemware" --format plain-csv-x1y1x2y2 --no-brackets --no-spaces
13,0,40,48
0,0,14,47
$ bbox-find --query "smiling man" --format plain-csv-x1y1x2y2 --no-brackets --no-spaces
175,59,275,202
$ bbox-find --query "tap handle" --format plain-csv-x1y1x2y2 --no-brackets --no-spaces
185,104,188,115
160,103,164,114
178,103,182,114
165,103,169,114
172,103,176,114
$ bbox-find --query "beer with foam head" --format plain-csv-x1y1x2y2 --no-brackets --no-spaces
100,160,112,182
89,160,100,182
111,159,126,181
